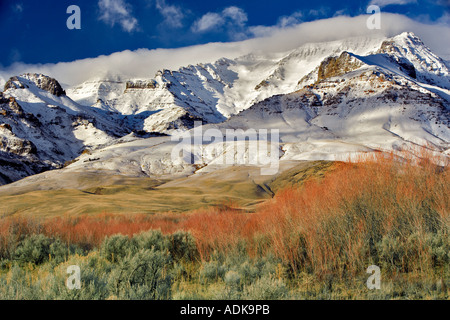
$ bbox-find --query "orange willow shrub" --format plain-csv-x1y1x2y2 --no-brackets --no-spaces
182,206,252,260
0,149,448,276
0,216,44,259
42,213,190,248
248,150,450,276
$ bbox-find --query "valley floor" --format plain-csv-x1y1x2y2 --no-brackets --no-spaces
0,161,334,217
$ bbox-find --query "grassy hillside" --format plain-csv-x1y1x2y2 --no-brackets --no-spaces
0,161,335,217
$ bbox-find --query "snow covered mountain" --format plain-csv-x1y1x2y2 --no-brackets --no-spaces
66,35,389,132
0,74,128,183
0,32,449,185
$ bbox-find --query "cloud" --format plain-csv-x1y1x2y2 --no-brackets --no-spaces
12,3,23,13
247,9,334,38
369,0,417,7
309,7,330,18
278,12,303,28
192,6,248,34
437,11,450,25
98,0,139,32
250,11,304,36
192,12,225,32
155,0,184,28
1,13,449,88
222,6,248,27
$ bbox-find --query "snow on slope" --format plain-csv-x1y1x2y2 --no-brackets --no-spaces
61,32,450,178
0,32,449,186
65,33,448,136
66,35,388,132
0,74,128,183
58,61,449,180
376,32,450,89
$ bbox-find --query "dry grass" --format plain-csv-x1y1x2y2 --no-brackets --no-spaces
0,161,334,217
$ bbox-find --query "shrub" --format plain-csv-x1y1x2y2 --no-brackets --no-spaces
133,230,169,252
168,231,198,262
110,249,173,300
14,234,50,265
13,233,83,266
426,231,450,269
0,217,43,260
236,261,259,284
100,234,133,262
243,275,288,300
1,149,448,300
200,260,226,283
224,270,241,287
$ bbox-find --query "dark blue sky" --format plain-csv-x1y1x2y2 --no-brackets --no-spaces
0,0,448,66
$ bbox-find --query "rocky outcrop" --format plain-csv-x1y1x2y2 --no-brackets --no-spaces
255,80,270,91
165,112,206,131
8,97,24,115
378,40,401,55
317,52,364,82
377,41,417,79
5,74,66,96
0,136,37,156
4,76,27,90
125,80,158,90
0,32,448,187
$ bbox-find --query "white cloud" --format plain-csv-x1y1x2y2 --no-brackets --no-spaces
369,0,417,7
437,11,450,25
229,8,331,39
278,12,303,28
192,6,248,33
155,0,184,28
249,11,304,37
192,12,225,32
98,0,138,33
1,13,449,88
308,7,330,18
222,6,248,27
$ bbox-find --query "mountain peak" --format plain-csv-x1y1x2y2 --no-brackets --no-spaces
4,73,66,97
395,31,422,43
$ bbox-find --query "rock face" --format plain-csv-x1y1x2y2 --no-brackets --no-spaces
317,52,364,81
377,32,450,88
0,135,37,156
378,40,417,79
0,96,50,184
125,80,158,90
0,73,127,184
5,74,66,96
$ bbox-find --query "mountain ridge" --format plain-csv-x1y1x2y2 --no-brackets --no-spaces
0,31,449,186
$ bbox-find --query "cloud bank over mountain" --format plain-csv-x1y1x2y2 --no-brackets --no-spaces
1,13,449,88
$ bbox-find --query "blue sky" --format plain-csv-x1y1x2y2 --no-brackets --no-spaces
0,0,448,67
